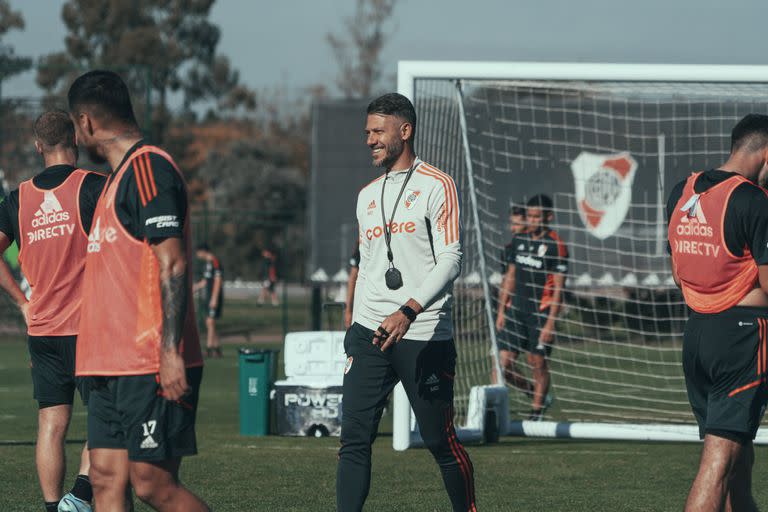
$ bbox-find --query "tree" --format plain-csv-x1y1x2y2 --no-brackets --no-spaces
195,137,307,280
36,0,255,120
0,1,30,81
0,1,33,183
326,0,397,99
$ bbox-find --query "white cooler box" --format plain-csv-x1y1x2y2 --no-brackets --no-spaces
271,331,347,436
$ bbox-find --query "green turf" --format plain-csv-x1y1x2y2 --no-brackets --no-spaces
2,334,768,511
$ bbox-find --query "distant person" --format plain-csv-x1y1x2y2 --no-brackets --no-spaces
68,70,208,512
0,110,105,512
344,241,360,328
338,93,475,512
258,248,279,306
495,195,567,421
668,114,768,512
194,243,223,358
493,205,533,397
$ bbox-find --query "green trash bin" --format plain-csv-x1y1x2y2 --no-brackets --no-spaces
239,348,275,436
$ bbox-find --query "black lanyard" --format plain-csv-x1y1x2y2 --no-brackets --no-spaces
380,161,417,268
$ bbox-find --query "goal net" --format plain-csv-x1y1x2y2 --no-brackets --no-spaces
393,62,768,448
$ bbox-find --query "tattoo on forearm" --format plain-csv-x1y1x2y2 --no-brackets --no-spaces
160,271,187,351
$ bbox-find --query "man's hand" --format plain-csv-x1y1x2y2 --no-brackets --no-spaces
495,312,506,332
209,300,217,310
373,300,423,351
159,349,189,401
538,322,555,344
373,310,412,351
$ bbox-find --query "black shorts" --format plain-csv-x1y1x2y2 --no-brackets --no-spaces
498,309,552,357
28,335,90,408
87,366,203,461
683,307,768,442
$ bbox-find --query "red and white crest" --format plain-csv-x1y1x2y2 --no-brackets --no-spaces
404,190,421,209
571,151,638,240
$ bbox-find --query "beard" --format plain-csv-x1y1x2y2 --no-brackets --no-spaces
372,138,404,169
84,144,106,165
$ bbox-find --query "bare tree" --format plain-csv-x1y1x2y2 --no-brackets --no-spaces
326,0,397,99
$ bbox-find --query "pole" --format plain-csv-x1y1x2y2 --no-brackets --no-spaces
656,134,666,256
281,230,289,338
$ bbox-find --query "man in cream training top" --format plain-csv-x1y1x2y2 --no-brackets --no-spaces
336,93,476,512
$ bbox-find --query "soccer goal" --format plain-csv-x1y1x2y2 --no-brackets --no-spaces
393,61,768,450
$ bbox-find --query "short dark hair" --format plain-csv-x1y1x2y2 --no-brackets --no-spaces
68,70,137,125
34,110,75,148
196,242,211,252
510,205,525,217
367,93,417,141
731,114,768,153
527,194,553,213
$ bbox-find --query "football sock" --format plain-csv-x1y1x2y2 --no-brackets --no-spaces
45,502,58,512
70,474,93,503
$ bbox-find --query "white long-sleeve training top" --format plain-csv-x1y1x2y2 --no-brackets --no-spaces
353,157,462,341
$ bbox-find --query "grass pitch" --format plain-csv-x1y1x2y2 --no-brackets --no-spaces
1,331,768,510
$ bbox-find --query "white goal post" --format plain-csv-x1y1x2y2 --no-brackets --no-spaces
393,61,768,451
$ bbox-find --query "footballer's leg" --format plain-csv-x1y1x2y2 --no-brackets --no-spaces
495,315,533,395
121,367,208,511
36,404,72,504
337,323,398,512
725,440,757,512
685,434,744,512
685,309,766,512
494,348,511,385
59,342,94,510
29,335,79,508
56,443,94,510
527,352,549,415
393,338,476,512
527,313,552,419
502,349,533,396
130,458,209,512
88,377,132,510
89,448,131,511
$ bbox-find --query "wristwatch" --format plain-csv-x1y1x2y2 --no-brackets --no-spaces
399,305,417,322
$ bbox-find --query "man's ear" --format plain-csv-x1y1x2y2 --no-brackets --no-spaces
400,122,413,142
74,111,96,138
34,140,43,155
83,112,96,137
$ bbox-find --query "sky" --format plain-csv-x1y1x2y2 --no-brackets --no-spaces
3,0,768,101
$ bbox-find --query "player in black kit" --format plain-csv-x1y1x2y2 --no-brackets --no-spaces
495,195,568,420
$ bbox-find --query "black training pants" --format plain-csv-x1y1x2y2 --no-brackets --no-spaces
336,322,476,512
